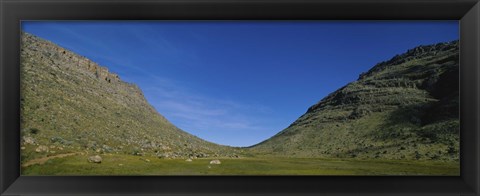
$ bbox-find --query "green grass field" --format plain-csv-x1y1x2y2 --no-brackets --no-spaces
21,153,459,176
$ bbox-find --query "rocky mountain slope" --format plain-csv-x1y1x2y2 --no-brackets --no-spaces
20,32,459,165
20,33,239,163
251,41,459,161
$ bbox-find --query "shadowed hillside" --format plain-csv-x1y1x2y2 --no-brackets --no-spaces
251,41,459,161
20,33,241,165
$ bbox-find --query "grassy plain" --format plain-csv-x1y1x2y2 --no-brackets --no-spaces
21,153,459,176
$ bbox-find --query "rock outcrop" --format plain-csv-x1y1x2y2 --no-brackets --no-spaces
22,33,120,83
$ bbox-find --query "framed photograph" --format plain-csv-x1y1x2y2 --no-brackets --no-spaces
1,0,479,195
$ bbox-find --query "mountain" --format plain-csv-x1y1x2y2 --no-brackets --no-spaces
20,33,239,164
250,41,459,161
20,31,459,166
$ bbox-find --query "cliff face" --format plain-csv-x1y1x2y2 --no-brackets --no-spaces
22,33,120,83
21,33,158,115
251,41,459,161
20,33,237,163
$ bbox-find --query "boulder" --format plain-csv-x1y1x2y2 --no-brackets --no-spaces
23,136,36,145
185,158,192,162
88,155,102,163
209,159,221,165
35,145,49,153
102,145,113,152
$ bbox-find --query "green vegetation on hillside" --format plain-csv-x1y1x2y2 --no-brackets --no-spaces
20,32,459,175
20,33,241,165
251,41,459,163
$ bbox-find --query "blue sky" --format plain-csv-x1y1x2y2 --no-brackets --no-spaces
22,21,459,147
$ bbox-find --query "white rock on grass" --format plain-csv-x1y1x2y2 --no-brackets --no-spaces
88,155,102,163
35,145,49,153
23,136,36,145
185,158,192,162
209,159,221,164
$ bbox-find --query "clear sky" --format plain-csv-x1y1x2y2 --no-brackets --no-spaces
22,21,459,147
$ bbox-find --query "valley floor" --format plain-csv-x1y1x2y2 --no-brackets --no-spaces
21,153,459,176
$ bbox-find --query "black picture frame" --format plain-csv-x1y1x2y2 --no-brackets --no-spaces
1,0,479,195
